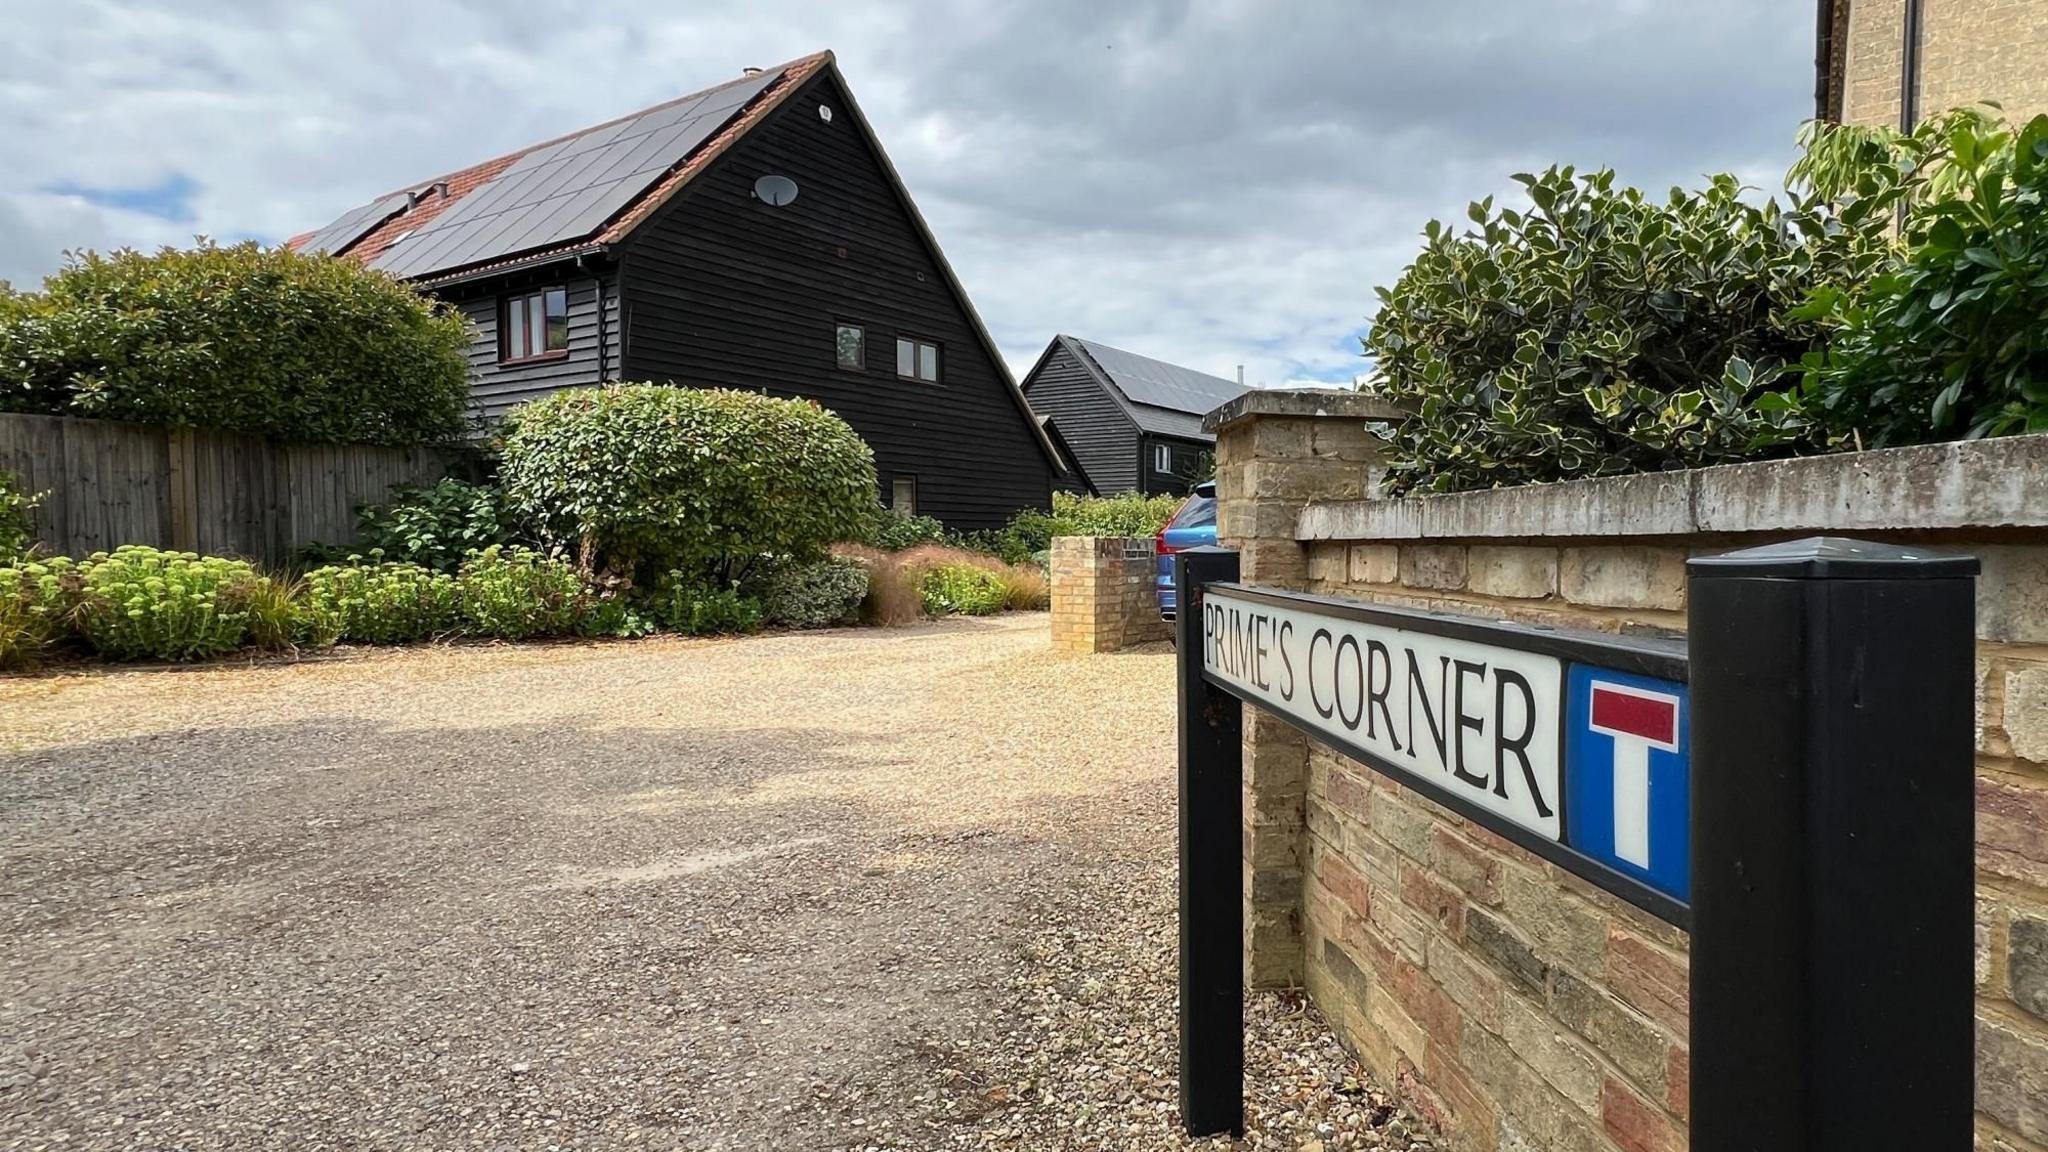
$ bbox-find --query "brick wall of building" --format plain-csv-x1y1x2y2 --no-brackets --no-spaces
1206,395,2048,1152
1842,0,2048,128
1048,536,1168,654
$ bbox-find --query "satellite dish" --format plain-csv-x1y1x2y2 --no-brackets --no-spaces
753,174,799,207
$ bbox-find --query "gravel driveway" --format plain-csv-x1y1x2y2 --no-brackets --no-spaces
1,615,1419,1151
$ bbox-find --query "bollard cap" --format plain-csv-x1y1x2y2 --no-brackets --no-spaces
1687,536,1979,580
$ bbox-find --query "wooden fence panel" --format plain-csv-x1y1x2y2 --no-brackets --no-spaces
0,413,456,567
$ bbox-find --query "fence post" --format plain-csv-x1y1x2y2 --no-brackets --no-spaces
1177,545,1243,1137
1686,537,1977,1150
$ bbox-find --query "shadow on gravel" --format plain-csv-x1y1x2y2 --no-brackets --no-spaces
0,715,1082,1151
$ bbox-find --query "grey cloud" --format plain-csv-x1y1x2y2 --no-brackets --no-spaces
0,0,1818,387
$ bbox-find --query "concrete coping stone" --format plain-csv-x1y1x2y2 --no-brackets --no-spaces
1295,432,2048,541
1203,388,1412,434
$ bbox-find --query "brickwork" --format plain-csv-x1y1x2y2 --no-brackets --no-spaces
1292,534,2048,1151
1048,536,1167,653
1210,392,2048,1151
1210,391,1398,989
1842,0,2048,128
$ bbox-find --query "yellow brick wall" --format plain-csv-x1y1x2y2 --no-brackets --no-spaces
1292,537,2048,1152
1048,536,1168,654
1842,0,2048,127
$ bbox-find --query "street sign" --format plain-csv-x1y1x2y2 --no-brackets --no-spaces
1199,583,1690,923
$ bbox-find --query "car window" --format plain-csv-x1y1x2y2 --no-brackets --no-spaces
1169,492,1218,529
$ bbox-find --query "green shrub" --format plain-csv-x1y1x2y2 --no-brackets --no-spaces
659,579,765,636
981,491,1184,564
499,384,877,586
859,504,950,550
753,555,870,629
346,479,522,572
0,241,471,445
917,564,1006,616
0,557,80,669
1792,108,2048,444
578,588,661,639
1364,166,1892,492
71,546,270,661
456,546,591,640
300,560,462,645
0,470,41,564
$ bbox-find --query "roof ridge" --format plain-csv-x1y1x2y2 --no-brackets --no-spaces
369,50,834,201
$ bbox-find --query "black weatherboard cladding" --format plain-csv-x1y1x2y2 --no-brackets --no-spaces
1023,341,1139,494
445,271,621,423
617,71,1053,530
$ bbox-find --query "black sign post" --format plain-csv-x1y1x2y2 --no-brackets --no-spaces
1687,538,1977,1150
1176,546,1243,1138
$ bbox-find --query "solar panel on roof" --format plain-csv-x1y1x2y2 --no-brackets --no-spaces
1070,337,1246,416
372,67,784,280
297,192,410,256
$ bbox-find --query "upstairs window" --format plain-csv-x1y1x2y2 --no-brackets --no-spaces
502,287,568,362
896,337,940,382
836,323,865,370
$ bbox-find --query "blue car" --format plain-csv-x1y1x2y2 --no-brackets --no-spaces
1155,480,1218,623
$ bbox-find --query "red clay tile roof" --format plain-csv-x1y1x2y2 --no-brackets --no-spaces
289,51,830,282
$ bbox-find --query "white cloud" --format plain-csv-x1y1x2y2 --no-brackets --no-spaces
0,0,1817,385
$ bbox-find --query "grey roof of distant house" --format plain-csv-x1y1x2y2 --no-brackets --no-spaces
1058,335,1247,440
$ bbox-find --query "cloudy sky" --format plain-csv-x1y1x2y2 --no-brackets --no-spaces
0,0,1818,388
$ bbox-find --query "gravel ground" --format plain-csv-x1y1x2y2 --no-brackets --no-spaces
0,614,1422,1151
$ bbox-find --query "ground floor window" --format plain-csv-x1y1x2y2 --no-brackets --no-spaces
891,475,918,515
1154,443,1172,472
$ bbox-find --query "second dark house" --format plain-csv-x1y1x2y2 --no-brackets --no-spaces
1019,335,1247,496
290,51,1064,530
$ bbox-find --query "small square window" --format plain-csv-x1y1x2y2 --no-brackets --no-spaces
1154,444,1172,473
836,323,864,370
895,337,940,382
501,287,568,362
891,475,918,515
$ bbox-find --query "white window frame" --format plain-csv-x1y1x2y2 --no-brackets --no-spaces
1154,444,1172,473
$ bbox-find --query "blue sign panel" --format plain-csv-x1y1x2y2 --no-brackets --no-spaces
1563,665,1690,903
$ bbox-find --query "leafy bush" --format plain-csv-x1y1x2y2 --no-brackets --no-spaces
1792,108,2048,444
456,546,591,640
981,491,1184,564
1365,166,1892,492
71,546,272,661
659,580,765,635
500,384,877,586
578,587,661,639
300,560,462,645
349,479,521,572
753,555,869,629
859,504,951,551
918,564,1007,616
0,470,41,564
0,241,471,445
0,557,80,669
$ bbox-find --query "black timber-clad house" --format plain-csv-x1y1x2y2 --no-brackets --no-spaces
1018,335,1247,496
290,51,1065,531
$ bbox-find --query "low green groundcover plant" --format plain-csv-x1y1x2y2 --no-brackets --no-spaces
71,546,275,662
456,546,590,641
918,563,1006,616
0,557,79,668
752,555,869,629
659,579,765,636
299,559,462,646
